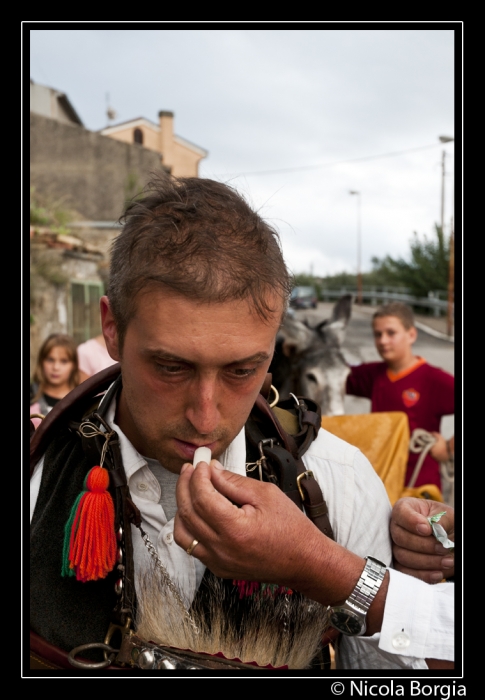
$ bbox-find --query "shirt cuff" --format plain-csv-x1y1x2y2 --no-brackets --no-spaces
377,568,454,661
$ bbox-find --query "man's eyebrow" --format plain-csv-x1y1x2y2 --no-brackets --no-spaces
145,349,271,365
226,351,271,365
146,350,188,361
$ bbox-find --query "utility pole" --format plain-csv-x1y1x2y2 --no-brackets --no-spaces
349,190,362,305
439,136,454,336
441,150,446,232
439,136,453,233
447,219,454,338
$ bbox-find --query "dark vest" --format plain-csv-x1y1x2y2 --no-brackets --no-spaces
30,427,120,652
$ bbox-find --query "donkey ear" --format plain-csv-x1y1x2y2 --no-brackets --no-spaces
279,315,314,353
325,319,347,347
314,319,329,334
330,294,352,326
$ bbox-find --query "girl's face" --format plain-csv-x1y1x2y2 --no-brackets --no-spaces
42,346,74,388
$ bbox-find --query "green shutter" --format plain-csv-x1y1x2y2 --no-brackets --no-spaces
70,281,104,344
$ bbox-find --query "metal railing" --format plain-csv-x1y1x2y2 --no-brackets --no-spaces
320,288,452,317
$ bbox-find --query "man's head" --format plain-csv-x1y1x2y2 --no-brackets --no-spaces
371,302,417,371
101,176,291,472
107,176,292,351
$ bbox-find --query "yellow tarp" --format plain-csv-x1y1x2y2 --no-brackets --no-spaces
320,412,410,505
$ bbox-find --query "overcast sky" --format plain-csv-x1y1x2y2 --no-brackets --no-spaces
28,25,458,279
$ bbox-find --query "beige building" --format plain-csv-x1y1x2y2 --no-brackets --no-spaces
30,79,84,127
100,111,208,177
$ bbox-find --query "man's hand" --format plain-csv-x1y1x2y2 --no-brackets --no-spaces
390,497,454,583
174,460,364,607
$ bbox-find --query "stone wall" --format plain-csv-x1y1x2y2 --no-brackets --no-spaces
30,112,167,221
30,237,107,377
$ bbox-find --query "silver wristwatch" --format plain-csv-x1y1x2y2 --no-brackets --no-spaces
329,556,387,636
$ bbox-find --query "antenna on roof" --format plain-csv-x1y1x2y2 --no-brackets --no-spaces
106,92,117,125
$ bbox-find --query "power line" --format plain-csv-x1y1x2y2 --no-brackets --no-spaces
215,142,453,178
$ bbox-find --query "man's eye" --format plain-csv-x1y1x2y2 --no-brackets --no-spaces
230,368,256,378
156,364,186,373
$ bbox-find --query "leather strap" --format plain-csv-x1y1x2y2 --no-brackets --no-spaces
246,393,334,540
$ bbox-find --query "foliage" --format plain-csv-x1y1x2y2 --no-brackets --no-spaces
292,273,323,299
318,271,357,291
30,187,73,235
124,171,144,205
370,225,450,298
30,252,69,289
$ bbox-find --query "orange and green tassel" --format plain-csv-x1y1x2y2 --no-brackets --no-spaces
61,466,117,582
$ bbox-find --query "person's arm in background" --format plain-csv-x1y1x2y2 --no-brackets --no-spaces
429,368,454,464
430,434,454,464
345,362,376,397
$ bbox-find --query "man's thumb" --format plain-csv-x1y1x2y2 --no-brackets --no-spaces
209,465,260,507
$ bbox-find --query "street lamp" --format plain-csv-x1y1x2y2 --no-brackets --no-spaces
439,136,454,337
349,190,362,305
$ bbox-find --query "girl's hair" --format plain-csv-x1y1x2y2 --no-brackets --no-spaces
31,333,80,401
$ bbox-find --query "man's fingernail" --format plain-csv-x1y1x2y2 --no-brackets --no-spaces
441,556,454,569
417,523,430,535
212,460,224,470
430,572,444,583
180,463,194,474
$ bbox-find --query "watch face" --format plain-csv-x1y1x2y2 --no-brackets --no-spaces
330,610,363,636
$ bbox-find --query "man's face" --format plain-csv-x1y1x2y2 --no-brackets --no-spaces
101,289,281,474
372,315,417,367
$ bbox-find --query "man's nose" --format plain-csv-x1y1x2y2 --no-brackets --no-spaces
185,377,221,436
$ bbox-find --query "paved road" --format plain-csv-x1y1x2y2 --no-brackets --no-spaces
294,301,455,439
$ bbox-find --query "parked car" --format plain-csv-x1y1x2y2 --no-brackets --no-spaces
289,286,318,309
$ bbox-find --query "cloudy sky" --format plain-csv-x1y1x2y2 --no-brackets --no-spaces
28,24,458,278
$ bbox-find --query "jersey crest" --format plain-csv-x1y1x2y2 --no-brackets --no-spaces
402,388,420,407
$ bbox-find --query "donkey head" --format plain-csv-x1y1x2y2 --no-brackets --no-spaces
270,295,352,416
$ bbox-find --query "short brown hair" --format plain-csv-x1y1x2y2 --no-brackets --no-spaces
108,176,292,348
372,302,415,330
32,333,80,400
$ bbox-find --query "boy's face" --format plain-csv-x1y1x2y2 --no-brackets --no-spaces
372,315,417,366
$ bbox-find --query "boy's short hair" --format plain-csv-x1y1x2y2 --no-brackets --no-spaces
372,302,415,330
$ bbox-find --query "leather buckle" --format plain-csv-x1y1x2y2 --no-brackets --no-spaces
297,470,314,501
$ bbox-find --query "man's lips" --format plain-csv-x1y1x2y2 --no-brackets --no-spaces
172,438,218,460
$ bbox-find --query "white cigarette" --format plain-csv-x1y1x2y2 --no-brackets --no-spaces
193,446,212,468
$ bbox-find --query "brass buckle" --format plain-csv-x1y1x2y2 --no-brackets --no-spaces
297,470,314,501
103,617,133,665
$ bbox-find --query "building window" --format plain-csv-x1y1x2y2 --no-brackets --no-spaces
69,281,104,345
134,128,143,145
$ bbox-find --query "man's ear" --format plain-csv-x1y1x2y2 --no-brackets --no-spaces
100,296,121,361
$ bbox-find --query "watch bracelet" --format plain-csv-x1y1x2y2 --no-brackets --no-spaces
348,557,386,613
